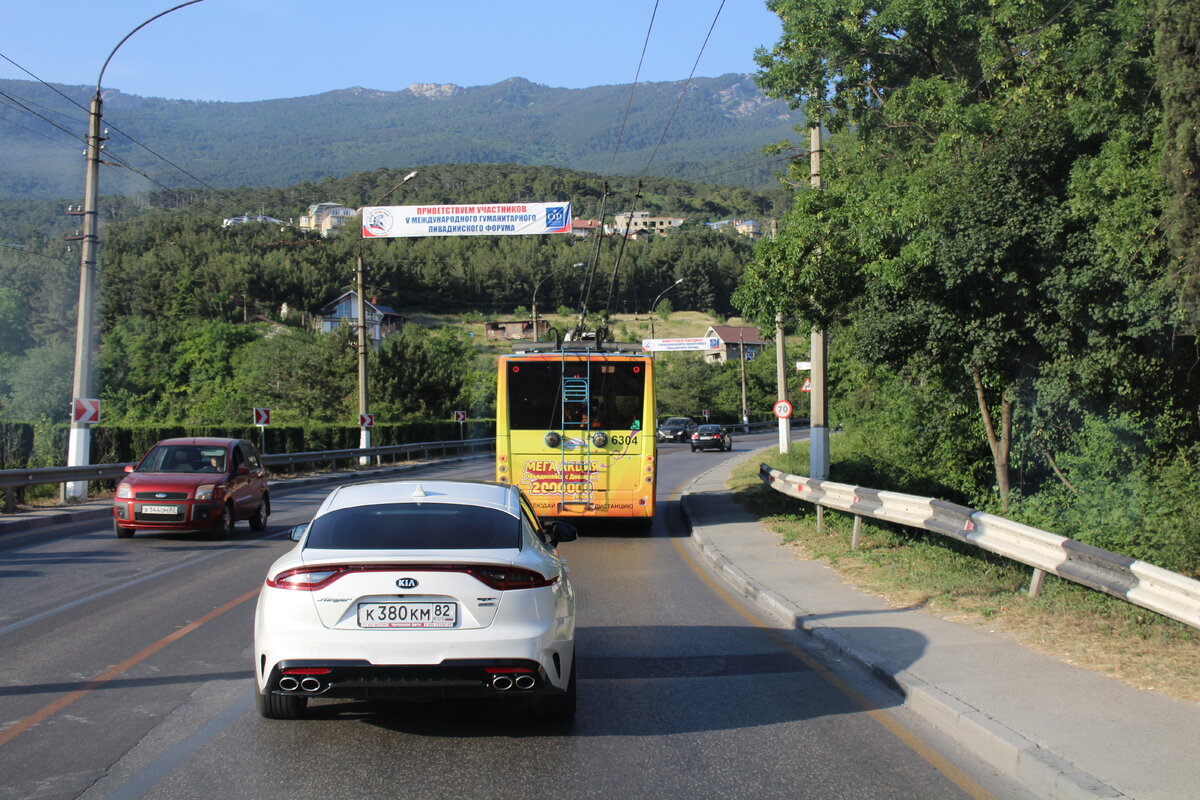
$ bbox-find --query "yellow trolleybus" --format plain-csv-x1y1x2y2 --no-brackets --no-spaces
495,341,656,526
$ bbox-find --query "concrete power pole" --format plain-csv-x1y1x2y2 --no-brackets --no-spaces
809,124,830,479
776,311,790,453
65,93,104,500
739,328,749,433
356,249,371,464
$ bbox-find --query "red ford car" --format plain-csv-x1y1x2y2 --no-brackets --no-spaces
112,437,269,538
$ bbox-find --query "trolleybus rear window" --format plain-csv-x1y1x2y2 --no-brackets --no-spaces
507,361,646,431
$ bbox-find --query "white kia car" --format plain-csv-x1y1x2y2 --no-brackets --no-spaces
253,479,577,720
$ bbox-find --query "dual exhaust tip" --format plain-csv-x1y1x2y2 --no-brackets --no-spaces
278,671,537,693
277,676,322,693
490,673,537,691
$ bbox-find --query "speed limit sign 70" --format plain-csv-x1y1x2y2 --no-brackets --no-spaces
773,400,793,419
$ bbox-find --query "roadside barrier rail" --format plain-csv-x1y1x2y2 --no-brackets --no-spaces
0,438,495,514
760,464,1200,631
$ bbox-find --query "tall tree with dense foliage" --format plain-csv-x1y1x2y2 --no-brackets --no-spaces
742,0,1192,520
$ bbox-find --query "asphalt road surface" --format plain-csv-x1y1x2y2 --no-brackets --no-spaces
0,435,1028,799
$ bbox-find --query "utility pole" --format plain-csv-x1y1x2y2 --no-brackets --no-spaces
65,94,103,500
66,1,209,500
356,248,371,464
776,311,789,453
356,169,418,463
739,328,749,433
809,124,830,479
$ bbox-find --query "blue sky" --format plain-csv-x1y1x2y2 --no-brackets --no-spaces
2,0,782,102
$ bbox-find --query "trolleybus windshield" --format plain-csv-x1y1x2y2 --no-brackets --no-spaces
507,361,646,431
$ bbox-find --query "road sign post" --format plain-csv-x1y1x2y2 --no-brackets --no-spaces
253,407,270,452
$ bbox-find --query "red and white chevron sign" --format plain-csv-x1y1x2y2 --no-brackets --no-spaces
359,413,375,428
453,410,467,423
72,398,100,424
253,407,271,426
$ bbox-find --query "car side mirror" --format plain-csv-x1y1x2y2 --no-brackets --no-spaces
546,521,578,545
288,524,307,542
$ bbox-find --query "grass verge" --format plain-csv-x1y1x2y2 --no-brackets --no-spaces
730,448,1200,703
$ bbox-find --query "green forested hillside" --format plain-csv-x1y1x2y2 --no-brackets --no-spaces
0,75,799,200
0,162,776,434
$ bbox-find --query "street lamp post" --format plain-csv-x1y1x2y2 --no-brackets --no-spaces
358,170,419,463
648,277,684,340
532,262,584,342
66,0,208,501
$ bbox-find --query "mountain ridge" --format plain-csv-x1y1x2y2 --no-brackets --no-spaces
0,74,799,200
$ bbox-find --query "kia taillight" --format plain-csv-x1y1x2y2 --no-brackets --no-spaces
268,567,343,590
266,564,556,591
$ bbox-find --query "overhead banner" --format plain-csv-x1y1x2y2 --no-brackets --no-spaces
361,202,572,238
642,337,721,352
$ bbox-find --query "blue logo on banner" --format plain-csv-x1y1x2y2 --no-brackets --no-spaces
546,205,568,229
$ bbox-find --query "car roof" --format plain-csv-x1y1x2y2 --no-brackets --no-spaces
316,479,521,518
151,437,242,448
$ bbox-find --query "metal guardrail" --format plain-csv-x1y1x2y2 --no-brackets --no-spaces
759,463,1200,631
0,438,495,514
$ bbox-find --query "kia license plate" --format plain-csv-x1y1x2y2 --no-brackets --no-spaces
357,602,457,628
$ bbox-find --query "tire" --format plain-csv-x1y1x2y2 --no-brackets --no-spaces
213,503,235,539
691,446,697,452
726,440,733,451
114,519,134,538
533,655,576,720
255,683,307,720
249,496,269,531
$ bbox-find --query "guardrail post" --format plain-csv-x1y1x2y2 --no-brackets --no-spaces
3,487,12,514
851,515,862,550
816,505,824,533
1028,568,1046,599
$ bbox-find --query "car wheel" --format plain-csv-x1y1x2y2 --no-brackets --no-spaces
114,520,134,538
726,440,733,451
213,503,235,539
249,497,269,531
255,682,307,720
691,446,697,452
533,655,576,720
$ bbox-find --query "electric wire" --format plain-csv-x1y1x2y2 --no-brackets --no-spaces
1,50,233,202
600,0,727,325
573,0,661,333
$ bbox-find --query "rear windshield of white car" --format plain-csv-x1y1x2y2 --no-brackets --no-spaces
304,503,520,550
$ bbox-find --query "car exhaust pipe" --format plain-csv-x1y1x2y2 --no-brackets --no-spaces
299,677,322,693
514,674,536,690
278,677,299,691
491,675,514,691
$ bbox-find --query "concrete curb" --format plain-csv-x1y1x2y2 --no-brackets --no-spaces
679,487,1126,800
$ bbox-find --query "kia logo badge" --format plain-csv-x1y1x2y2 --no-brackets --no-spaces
396,578,418,589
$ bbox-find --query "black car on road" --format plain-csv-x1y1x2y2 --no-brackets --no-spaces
690,424,732,452
657,416,698,442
